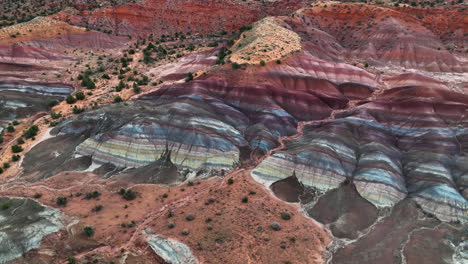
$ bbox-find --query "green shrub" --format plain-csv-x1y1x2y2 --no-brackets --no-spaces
85,191,101,200
23,125,39,139
81,75,96,89
185,215,195,221
51,111,62,119
133,83,141,94
67,256,76,264
12,155,20,162
281,211,291,220
119,189,137,200
56,196,67,206
260,60,266,66
83,226,94,237
11,145,23,153
75,92,85,100
114,96,123,103
66,95,77,104
92,205,103,212
72,106,84,114
185,72,194,82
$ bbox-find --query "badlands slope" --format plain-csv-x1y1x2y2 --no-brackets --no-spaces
0,1,467,264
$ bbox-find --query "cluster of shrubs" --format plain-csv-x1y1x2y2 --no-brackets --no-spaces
118,188,137,200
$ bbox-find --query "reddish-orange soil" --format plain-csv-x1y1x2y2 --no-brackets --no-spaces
1,169,330,263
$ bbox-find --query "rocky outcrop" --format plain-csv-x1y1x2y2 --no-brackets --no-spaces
145,233,198,264
229,17,301,64
0,197,63,263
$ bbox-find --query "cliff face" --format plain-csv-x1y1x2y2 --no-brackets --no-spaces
52,0,307,36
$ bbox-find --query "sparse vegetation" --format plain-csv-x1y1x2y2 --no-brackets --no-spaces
11,145,23,153
66,95,77,104
23,125,39,139
67,256,76,264
281,211,291,220
114,96,123,103
83,226,95,237
85,191,101,200
186,215,195,221
92,205,103,212
185,72,194,82
75,91,85,100
72,106,85,114
56,196,67,206
118,188,137,200
81,75,96,89
12,155,20,162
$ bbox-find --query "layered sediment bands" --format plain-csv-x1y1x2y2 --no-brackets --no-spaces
0,16,128,50
0,44,75,62
0,76,74,97
115,148,184,185
264,52,377,104
53,0,307,37
147,49,218,81
0,62,52,72
254,99,468,222
0,76,73,129
384,73,449,90
142,79,332,151
380,73,468,104
295,3,467,72
25,67,338,181
0,197,63,263
75,99,249,171
24,31,129,50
